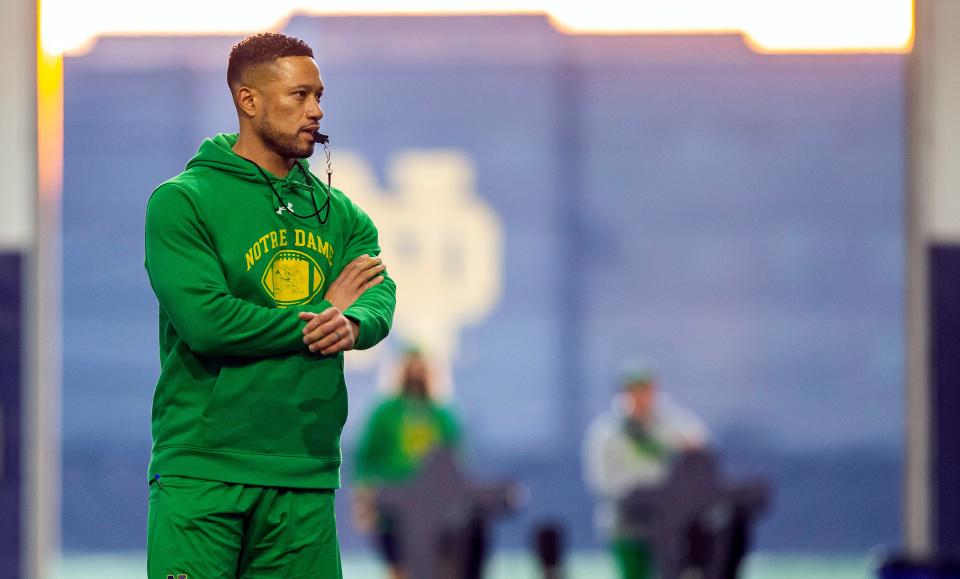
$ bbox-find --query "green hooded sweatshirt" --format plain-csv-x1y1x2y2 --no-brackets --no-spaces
144,133,396,489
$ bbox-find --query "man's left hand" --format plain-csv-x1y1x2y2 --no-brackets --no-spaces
299,307,359,355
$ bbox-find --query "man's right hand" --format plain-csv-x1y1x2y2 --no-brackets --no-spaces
323,254,386,311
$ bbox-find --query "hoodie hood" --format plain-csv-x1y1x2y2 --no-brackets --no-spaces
185,133,313,186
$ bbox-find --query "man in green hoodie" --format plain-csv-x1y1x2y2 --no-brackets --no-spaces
352,348,463,579
144,32,396,578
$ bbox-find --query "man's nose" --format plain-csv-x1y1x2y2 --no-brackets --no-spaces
307,102,324,120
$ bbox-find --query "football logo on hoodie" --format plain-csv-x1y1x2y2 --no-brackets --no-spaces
261,249,325,307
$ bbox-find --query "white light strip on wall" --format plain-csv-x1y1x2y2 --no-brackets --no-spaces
0,0,36,250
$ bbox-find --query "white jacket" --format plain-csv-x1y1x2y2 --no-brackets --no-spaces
582,395,708,538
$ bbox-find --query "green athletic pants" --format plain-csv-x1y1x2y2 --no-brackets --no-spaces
611,537,655,579
147,475,342,579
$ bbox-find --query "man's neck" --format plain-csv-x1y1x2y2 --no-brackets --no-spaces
628,412,653,425
232,132,294,178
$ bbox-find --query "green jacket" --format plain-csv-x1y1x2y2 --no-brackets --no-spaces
144,133,396,489
354,395,461,485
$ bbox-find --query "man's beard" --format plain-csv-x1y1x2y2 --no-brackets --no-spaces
259,116,315,160
403,378,429,399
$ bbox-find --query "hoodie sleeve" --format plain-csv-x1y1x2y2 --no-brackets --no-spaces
340,200,397,350
145,183,320,357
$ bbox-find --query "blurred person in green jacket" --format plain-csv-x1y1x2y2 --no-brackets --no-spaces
352,348,462,579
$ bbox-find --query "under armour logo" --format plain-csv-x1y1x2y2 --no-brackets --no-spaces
166,575,187,579
276,202,294,215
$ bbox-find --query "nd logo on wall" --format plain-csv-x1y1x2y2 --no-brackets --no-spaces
261,249,325,307
321,148,504,374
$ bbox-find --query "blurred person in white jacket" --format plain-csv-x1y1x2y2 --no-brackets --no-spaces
583,362,707,579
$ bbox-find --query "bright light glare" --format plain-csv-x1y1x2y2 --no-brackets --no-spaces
41,0,913,56
738,0,914,52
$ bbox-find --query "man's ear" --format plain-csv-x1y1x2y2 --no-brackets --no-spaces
235,86,258,118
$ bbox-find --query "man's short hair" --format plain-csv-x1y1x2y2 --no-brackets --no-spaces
227,32,314,91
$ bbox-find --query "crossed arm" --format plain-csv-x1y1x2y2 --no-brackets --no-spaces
302,201,397,355
301,255,386,355
145,184,394,358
